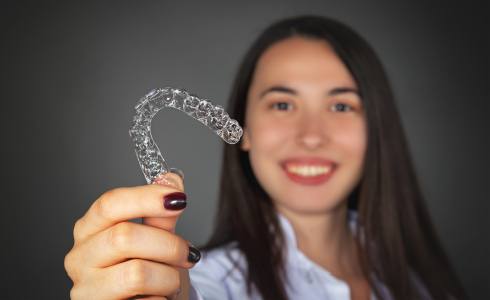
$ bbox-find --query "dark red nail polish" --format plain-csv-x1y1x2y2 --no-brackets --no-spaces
164,192,187,210
188,246,201,263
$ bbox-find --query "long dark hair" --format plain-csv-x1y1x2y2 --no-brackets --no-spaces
204,15,466,300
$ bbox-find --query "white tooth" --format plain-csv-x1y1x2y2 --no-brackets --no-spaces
286,164,333,177
309,167,317,175
305,166,311,175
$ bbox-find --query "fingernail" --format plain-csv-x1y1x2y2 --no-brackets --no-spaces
170,167,185,181
163,192,187,210
188,245,201,263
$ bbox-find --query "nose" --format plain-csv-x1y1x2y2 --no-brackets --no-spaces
296,113,328,150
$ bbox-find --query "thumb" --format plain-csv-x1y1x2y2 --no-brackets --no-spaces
143,169,185,233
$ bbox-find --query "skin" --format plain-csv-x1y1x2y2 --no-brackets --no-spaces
64,37,370,300
241,37,370,299
64,172,192,300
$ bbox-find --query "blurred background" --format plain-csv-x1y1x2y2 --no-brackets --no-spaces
1,0,488,298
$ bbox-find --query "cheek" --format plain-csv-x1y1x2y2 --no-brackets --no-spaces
248,118,291,153
333,119,367,161
246,118,292,186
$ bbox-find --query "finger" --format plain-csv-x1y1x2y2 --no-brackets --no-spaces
172,269,191,300
151,170,184,191
72,221,198,269
130,297,166,300
93,259,180,299
169,167,184,182
144,172,185,233
74,183,186,244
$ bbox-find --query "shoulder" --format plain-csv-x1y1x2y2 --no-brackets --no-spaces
189,243,251,300
193,243,246,279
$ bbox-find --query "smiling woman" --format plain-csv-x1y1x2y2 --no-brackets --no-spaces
64,15,468,300
192,16,467,300
241,37,367,218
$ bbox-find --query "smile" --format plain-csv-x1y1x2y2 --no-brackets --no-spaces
281,158,337,186
286,165,332,177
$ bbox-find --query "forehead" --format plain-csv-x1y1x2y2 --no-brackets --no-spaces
252,36,356,89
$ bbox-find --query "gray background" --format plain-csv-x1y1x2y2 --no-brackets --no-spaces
1,0,488,299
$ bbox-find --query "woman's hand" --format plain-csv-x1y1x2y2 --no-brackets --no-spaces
64,173,198,300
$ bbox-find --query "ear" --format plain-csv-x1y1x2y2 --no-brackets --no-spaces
240,127,251,151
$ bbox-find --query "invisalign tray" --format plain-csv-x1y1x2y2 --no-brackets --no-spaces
129,87,243,184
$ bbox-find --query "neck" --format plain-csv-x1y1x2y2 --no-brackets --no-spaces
277,204,360,278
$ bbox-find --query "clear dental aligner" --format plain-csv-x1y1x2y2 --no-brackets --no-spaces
129,87,243,184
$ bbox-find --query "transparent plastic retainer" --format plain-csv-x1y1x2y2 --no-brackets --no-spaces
129,87,243,184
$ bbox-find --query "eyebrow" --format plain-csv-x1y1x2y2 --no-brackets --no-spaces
259,85,360,99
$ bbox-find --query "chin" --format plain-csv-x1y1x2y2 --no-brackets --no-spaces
274,196,347,216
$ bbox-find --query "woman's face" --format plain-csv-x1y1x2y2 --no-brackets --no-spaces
241,37,366,216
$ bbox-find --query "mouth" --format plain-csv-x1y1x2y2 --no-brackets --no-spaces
281,157,336,186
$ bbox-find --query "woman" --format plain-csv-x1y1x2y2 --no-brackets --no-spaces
64,16,466,299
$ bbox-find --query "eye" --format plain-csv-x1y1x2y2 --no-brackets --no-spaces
270,101,293,111
330,102,353,112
